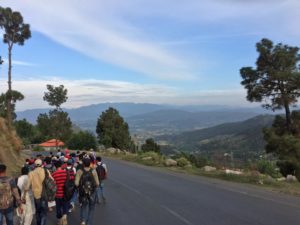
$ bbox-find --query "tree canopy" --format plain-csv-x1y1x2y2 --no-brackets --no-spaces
43,84,68,109
141,138,160,154
14,119,38,145
37,109,72,143
241,39,300,181
0,7,31,47
37,84,72,145
0,90,24,120
240,38,300,130
264,111,300,179
67,131,97,150
96,107,132,150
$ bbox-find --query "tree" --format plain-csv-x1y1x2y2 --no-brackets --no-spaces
43,84,68,109
96,107,132,150
38,84,72,147
37,109,72,144
141,138,160,154
0,90,24,120
14,119,38,145
67,131,97,150
1,7,31,127
240,38,300,131
0,8,5,67
264,111,300,180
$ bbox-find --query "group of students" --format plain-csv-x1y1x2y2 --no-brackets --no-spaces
0,149,108,225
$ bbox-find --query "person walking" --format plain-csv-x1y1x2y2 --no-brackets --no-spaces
27,159,51,225
95,157,107,204
52,160,74,225
17,166,36,225
75,157,99,225
66,159,76,212
0,164,23,225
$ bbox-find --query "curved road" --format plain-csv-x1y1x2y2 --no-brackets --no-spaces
48,158,300,225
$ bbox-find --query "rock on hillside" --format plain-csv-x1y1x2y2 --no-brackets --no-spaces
0,118,24,175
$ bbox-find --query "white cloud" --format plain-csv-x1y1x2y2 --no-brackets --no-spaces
1,0,195,80
1,0,299,81
0,77,250,110
2,58,37,67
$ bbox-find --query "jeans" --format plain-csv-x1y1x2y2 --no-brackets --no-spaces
55,198,68,219
96,182,105,201
70,190,77,205
80,193,96,225
0,206,13,225
34,198,48,225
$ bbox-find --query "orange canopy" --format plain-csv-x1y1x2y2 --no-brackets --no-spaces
39,139,65,147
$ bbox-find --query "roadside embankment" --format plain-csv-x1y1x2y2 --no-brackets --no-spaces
0,117,25,175
100,149,300,196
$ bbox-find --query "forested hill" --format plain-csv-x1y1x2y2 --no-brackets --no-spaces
157,115,274,159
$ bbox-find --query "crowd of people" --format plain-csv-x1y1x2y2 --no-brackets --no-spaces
0,149,108,225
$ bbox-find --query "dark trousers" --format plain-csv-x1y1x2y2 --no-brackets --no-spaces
34,198,48,225
80,193,96,225
55,198,69,219
0,206,13,225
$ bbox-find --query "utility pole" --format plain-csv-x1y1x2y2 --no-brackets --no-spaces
230,151,234,168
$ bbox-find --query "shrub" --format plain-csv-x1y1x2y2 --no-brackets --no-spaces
257,160,278,177
138,151,162,166
189,154,208,168
32,146,43,152
176,157,190,167
141,138,160,154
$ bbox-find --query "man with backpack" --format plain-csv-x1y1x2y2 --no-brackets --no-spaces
0,164,23,225
52,160,75,225
75,157,99,225
95,157,107,204
27,159,54,225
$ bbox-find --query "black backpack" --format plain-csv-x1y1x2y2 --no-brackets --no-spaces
96,163,107,181
64,169,76,202
78,169,96,204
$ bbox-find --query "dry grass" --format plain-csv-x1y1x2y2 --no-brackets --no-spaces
0,117,25,176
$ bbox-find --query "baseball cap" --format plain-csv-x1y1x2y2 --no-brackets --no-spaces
35,159,42,167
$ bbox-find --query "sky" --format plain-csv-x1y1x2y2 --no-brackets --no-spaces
0,0,300,110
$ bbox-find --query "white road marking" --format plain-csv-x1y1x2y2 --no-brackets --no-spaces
161,205,194,225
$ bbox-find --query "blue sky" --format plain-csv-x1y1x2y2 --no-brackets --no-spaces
0,0,300,110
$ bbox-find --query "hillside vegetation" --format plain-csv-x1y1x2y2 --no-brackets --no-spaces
158,115,274,160
0,117,24,175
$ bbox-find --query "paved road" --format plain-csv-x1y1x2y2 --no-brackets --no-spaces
49,158,300,225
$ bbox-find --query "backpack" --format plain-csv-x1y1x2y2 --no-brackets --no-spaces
96,163,107,181
0,177,13,209
64,169,75,202
78,169,96,204
41,168,57,201
76,163,83,172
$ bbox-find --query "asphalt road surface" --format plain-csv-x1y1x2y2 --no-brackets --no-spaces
48,158,300,225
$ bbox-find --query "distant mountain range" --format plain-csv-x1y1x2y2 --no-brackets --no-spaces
127,109,260,135
157,115,274,159
16,103,168,124
16,103,269,135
